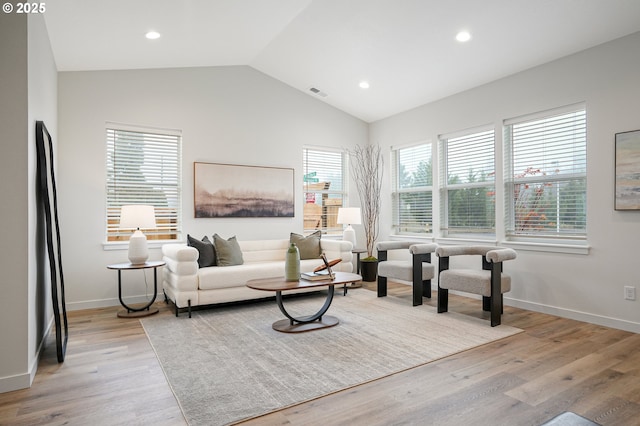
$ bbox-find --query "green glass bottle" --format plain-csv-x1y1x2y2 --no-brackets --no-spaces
285,243,300,281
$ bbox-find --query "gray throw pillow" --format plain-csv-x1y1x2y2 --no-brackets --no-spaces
187,235,216,268
213,234,244,266
290,230,321,260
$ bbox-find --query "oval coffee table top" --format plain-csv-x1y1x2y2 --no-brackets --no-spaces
246,271,362,292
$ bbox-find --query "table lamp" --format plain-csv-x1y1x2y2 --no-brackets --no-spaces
337,207,361,249
119,205,156,264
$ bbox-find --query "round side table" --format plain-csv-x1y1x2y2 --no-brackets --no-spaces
107,260,165,318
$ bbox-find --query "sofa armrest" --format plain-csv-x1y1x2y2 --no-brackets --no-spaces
320,239,353,268
162,244,199,276
320,239,352,253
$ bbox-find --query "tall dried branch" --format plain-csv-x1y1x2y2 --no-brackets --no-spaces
350,145,383,258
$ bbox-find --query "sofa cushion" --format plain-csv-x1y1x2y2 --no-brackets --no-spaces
290,230,321,260
187,235,216,268
213,234,244,266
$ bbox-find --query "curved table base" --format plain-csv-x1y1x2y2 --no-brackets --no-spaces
273,286,337,333
272,315,339,333
117,306,159,318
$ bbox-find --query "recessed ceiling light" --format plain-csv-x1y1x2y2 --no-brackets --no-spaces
145,31,161,40
456,31,471,42
359,81,370,89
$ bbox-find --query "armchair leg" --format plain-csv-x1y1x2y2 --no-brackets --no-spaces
482,296,490,311
377,276,387,298
437,287,448,313
490,263,502,326
412,279,422,306
490,300,501,327
422,280,432,299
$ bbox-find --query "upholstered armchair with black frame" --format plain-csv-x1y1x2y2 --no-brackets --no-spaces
376,241,438,306
436,245,517,326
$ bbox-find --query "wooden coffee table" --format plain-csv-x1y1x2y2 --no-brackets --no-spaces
246,272,362,333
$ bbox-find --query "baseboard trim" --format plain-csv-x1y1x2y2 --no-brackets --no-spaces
505,297,640,334
67,293,165,311
0,372,32,394
438,288,640,334
0,317,54,394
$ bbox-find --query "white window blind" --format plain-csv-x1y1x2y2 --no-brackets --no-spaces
303,148,346,234
440,129,495,236
106,125,182,242
391,143,432,234
504,106,586,239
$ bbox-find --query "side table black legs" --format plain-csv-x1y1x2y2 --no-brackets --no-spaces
107,261,165,318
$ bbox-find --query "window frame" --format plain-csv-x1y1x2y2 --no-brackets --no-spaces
105,122,182,245
503,104,587,242
439,127,496,239
302,146,348,235
391,142,433,236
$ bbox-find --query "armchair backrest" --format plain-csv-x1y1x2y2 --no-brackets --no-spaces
435,245,516,264
376,241,437,262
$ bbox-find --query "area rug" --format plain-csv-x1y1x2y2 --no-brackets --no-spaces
141,289,522,425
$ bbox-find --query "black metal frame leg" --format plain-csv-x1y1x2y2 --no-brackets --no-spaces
275,286,335,326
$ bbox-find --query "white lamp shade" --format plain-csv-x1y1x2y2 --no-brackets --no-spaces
120,205,156,264
119,205,156,230
337,207,361,225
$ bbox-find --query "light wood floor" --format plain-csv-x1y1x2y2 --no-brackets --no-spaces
1,283,639,425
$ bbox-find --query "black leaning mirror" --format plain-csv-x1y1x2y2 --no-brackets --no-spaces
36,120,68,362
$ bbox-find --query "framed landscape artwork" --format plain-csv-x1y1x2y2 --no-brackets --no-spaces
615,129,640,210
194,162,294,218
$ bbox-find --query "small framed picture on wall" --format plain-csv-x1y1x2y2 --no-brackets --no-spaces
615,129,640,210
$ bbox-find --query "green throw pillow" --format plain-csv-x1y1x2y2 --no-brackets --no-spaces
290,230,321,260
187,234,216,268
213,234,244,266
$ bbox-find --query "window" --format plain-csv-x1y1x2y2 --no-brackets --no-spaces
504,105,586,239
440,129,496,236
391,143,433,234
303,147,346,234
106,124,182,242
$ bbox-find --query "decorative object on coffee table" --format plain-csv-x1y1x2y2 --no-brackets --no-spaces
285,242,300,281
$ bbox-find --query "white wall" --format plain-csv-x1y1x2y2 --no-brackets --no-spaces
0,12,30,393
0,12,57,393
28,12,58,383
370,32,640,332
57,66,367,309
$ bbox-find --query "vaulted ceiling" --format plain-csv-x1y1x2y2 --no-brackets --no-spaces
43,0,640,122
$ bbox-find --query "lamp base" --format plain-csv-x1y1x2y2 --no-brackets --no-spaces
343,225,356,250
128,230,149,264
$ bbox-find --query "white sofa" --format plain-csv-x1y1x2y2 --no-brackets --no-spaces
162,238,354,316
